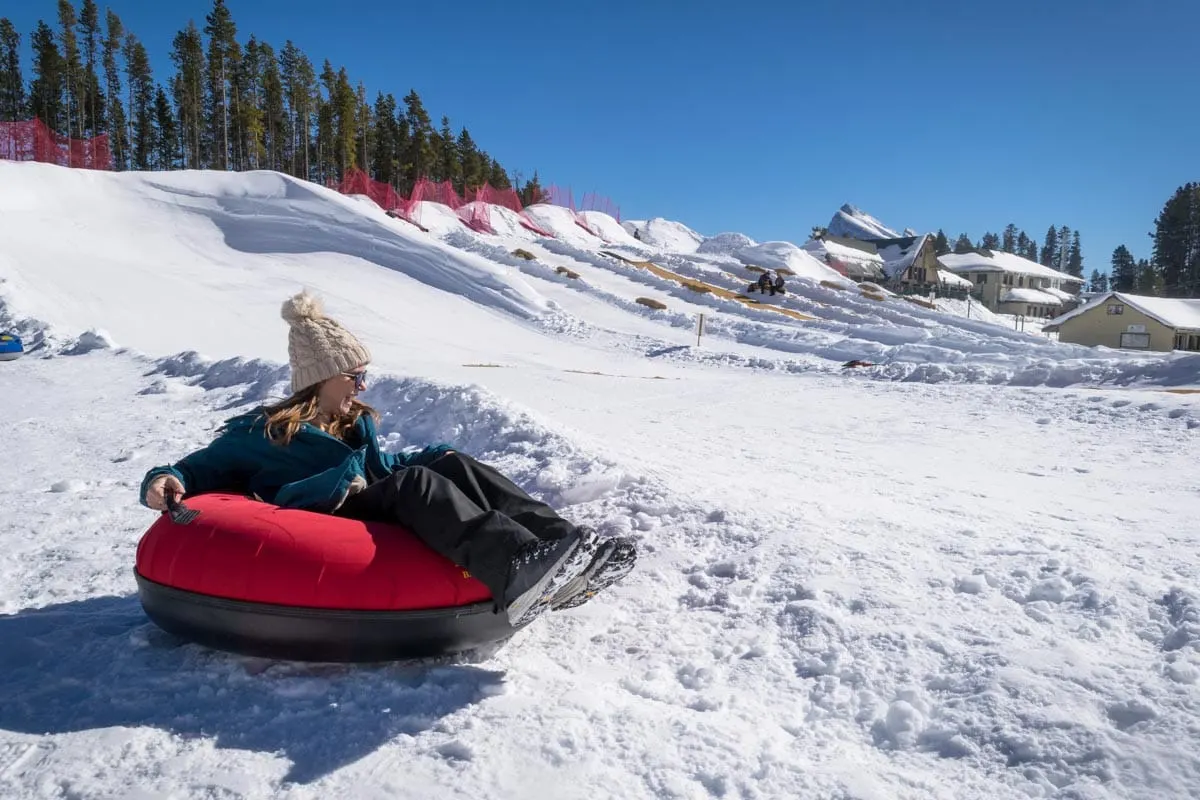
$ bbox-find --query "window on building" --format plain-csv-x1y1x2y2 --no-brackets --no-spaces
1107,304,1124,315
1177,333,1200,351
1017,276,1025,287
1120,332,1151,349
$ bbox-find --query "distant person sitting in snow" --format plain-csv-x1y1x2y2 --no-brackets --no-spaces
755,271,772,294
771,273,785,296
139,291,637,628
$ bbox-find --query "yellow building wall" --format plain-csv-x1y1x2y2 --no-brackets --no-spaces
1057,302,1176,351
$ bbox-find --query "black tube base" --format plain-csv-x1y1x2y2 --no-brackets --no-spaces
135,570,520,663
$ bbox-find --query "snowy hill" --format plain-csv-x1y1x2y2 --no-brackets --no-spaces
696,231,758,256
2,163,1199,800
622,217,706,253
826,203,902,241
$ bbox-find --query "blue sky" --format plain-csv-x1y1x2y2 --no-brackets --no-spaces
7,0,1198,274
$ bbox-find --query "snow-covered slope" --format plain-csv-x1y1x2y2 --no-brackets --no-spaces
2,164,1200,800
826,203,901,241
738,240,856,286
696,231,757,256
624,217,706,253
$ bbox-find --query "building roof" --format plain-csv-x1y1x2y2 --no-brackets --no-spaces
937,269,972,288
937,249,1085,284
876,234,928,278
1043,291,1200,332
825,204,901,241
1000,287,1064,306
802,237,884,266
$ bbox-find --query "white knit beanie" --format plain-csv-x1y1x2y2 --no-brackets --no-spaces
280,290,372,394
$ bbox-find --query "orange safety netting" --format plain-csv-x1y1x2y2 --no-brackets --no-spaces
0,118,112,170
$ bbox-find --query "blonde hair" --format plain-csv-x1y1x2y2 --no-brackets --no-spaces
260,384,378,446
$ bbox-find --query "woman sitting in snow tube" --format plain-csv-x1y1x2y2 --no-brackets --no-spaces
136,291,636,662
0,332,23,361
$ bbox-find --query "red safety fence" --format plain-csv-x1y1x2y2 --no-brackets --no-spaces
544,184,621,237
337,168,556,237
0,118,112,170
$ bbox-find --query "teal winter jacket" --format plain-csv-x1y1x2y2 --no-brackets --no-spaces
139,409,453,513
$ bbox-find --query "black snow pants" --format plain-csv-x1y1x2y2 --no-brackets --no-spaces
336,451,576,599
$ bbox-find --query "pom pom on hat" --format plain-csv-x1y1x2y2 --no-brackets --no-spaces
280,290,325,323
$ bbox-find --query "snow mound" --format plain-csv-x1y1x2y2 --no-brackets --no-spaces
697,232,758,256
629,218,706,253
480,205,540,242
826,203,901,241
408,200,468,236
737,241,856,287
0,161,550,361
521,204,603,247
577,210,643,247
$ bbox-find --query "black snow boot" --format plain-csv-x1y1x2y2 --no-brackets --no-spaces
551,534,639,611
502,527,599,627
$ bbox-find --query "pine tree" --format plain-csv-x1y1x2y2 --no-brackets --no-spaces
237,36,264,169
204,0,237,169
124,32,153,169
29,21,64,132
980,232,1000,251
1039,225,1058,267
520,171,544,206
77,0,102,136
355,81,369,173
1090,270,1109,293
434,115,456,185
488,157,510,189
0,19,25,121
315,60,336,181
1015,230,1031,260
278,41,314,178
1110,245,1138,292
1150,183,1200,297
169,21,203,169
57,0,82,139
933,229,950,256
1022,235,1038,262
1002,223,1018,253
331,67,356,177
101,11,126,168
370,91,398,186
458,127,486,191
152,84,176,168
1136,258,1162,295
1055,225,1071,272
402,89,434,185
258,39,285,171
952,233,974,254
1067,230,1083,277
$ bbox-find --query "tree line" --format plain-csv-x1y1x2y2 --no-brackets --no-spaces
1107,184,1200,298
932,224,1085,277
0,1,545,203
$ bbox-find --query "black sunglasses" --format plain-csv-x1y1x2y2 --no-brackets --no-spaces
341,370,367,390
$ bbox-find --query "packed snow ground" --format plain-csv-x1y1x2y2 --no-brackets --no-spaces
2,163,1199,800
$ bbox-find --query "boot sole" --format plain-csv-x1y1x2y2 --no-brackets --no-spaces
552,540,637,611
505,533,598,628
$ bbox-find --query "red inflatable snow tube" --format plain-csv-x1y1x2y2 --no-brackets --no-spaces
134,493,517,662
